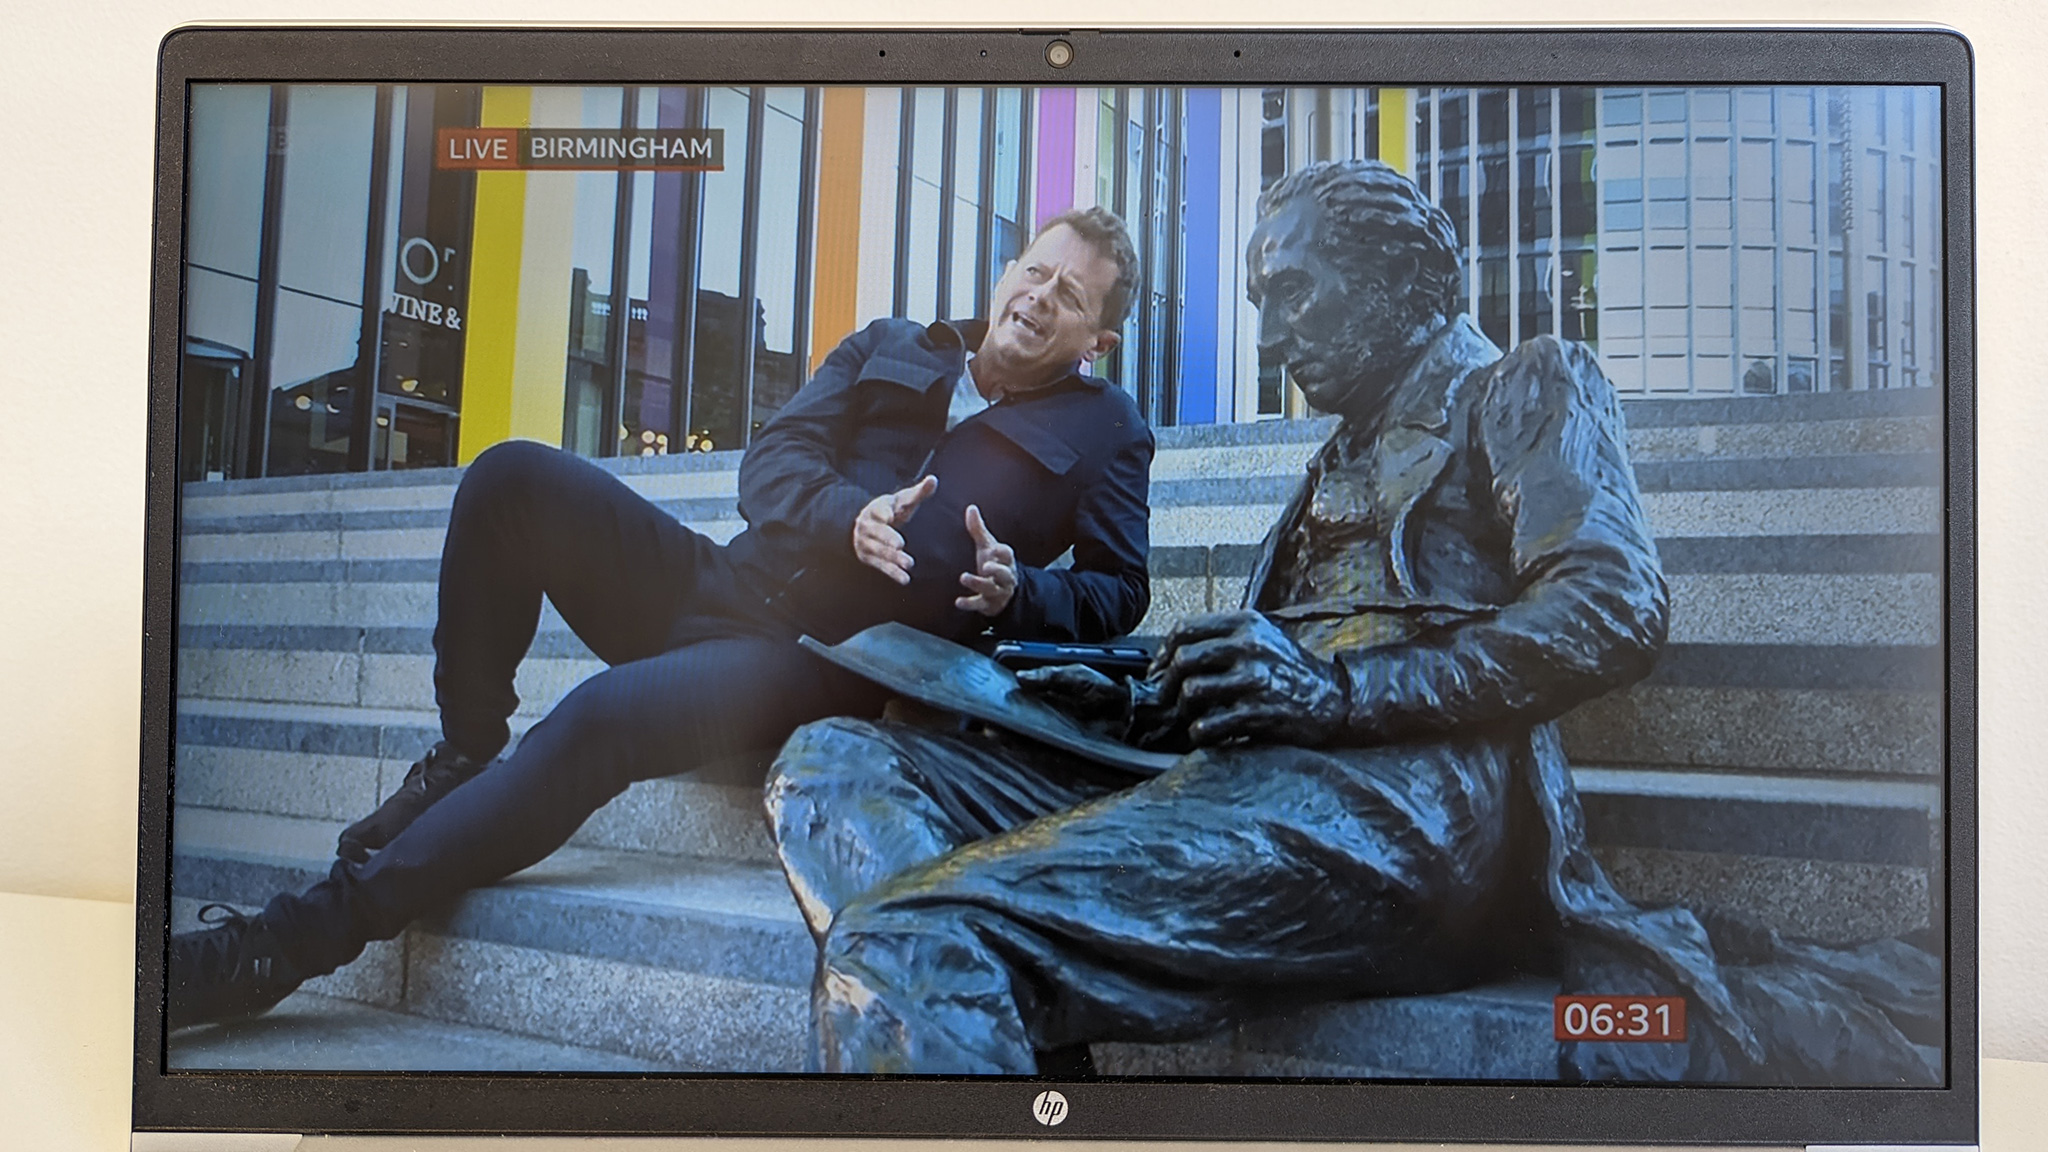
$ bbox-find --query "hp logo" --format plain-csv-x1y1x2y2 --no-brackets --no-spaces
1031,1089,1070,1126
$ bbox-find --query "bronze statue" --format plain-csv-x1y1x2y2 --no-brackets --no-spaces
765,160,1937,1082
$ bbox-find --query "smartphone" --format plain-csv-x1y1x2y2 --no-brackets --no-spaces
990,640,1154,676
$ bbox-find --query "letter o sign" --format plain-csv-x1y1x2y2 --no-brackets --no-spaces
400,237,441,286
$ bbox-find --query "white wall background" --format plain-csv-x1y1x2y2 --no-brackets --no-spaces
1,0,2039,1064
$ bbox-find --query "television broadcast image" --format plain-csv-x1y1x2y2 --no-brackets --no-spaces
163,81,1948,1086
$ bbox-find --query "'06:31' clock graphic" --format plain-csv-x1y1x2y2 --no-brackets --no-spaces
1553,996,1688,1042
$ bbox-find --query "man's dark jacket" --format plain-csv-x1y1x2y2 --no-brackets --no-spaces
724,317,1154,645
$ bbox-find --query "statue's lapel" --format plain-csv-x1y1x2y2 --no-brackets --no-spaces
1245,318,1502,608
1242,454,1319,610
1373,317,1501,596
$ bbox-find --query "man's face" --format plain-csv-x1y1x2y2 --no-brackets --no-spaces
980,224,1122,383
1246,193,1435,416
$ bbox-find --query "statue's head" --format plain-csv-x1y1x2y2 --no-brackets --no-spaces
1246,160,1462,417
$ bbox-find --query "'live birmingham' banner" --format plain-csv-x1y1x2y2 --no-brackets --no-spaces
437,127,725,171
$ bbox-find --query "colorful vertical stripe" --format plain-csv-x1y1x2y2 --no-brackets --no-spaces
1178,90,1221,425
811,87,866,368
457,86,533,463
1379,89,1414,177
1034,89,1075,228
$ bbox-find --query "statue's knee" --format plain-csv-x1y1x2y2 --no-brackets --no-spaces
765,717,900,822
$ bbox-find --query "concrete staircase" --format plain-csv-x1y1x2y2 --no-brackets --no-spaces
167,385,1943,1074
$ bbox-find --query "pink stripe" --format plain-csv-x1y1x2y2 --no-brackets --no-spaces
1034,88,1076,228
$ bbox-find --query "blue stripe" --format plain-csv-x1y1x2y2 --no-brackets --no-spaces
1177,90,1222,425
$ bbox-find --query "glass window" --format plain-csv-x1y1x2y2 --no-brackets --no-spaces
264,84,381,477
1737,141,1774,199
1479,156,1509,246
949,88,985,319
1605,138,1642,180
276,85,376,304
1518,254,1554,338
1646,139,1685,200
1600,248,1642,306
1780,88,1816,135
1784,250,1819,314
1647,355,1689,391
699,87,751,296
1648,90,1686,123
1601,92,1641,127
753,95,807,426
188,85,271,282
1738,248,1777,308
186,267,259,357
561,87,626,457
267,289,365,474
1517,88,1550,145
1901,156,1916,256
1438,92,1467,149
1647,200,1687,230
1738,88,1774,128
1865,150,1888,250
1867,256,1890,375
905,88,946,321
1647,248,1686,307
378,83,475,456
692,86,754,451
1691,246,1732,306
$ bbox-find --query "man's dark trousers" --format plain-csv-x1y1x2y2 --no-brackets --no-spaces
260,439,885,979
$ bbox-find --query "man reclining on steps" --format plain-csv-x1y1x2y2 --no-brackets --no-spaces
168,206,1158,1031
763,161,1939,1082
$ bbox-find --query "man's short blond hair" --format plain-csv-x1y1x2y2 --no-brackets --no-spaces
1032,206,1140,331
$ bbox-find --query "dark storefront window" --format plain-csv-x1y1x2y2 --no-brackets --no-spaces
378,86,476,470
183,82,472,480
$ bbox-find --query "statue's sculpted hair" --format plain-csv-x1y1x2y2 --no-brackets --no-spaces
1257,159,1465,321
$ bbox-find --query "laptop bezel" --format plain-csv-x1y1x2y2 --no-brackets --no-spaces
135,25,1978,1144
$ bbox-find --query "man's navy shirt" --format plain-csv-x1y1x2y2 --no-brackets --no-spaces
724,317,1155,644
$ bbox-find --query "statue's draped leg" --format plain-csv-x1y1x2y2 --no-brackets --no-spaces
771,718,1521,1075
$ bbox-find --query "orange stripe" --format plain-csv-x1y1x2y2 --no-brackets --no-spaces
810,87,866,370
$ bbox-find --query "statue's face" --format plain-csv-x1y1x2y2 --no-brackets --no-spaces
1245,193,1436,417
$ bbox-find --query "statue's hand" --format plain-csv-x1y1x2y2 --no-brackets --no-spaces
1154,610,1347,747
1016,663,1133,737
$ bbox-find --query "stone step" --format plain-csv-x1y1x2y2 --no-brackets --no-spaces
176,455,1941,544
176,387,1942,521
172,699,777,859
1560,682,1942,777
175,561,1942,641
174,487,1943,574
168,771,1927,1075
170,697,1937,898
1093,977,1560,1079
164,989,685,1072
171,611,1941,714
171,807,813,1070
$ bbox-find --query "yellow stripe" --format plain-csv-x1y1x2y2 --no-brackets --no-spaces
1377,88,1414,178
456,86,532,463
503,86,578,450
811,87,865,370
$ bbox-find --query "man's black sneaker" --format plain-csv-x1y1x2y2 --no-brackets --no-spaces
335,740,485,862
167,904,305,1029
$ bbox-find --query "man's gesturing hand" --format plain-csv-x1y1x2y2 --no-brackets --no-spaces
1153,610,1348,747
852,475,938,585
955,504,1018,616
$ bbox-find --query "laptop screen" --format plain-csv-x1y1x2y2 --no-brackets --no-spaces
138,27,1976,1146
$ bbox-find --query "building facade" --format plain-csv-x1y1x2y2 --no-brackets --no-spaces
179,84,1942,481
